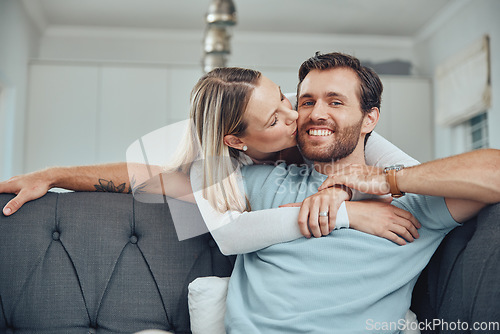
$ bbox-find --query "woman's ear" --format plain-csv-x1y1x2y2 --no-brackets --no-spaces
362,107,380,134
223,134,245,151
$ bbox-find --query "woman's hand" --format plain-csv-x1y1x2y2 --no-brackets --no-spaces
280,186,351,238
319,164,390,196
346,200,421,245
0,170,53,216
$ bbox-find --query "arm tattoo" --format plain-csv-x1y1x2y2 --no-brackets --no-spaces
129,175,148,195
94,179,131,194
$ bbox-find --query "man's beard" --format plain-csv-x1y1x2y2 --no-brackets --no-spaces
297,118,363,163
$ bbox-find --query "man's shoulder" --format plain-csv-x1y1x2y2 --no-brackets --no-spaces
392,194,460,231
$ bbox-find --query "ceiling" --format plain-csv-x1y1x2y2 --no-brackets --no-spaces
25,0,454,37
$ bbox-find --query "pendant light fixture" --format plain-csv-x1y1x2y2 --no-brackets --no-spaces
202,0,237,73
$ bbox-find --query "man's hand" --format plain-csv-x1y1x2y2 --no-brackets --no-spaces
347,200,421,245
0,170,53,216
319,164,390,196
280,186,351,238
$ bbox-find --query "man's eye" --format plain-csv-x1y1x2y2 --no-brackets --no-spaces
331,101,342,106
281,93,285,101
300,101,314,107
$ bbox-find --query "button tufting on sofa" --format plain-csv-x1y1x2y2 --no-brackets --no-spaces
129,235,138,244
208,239,216,248
52,230,60,241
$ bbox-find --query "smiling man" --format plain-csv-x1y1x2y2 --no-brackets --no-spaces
224,52,500,333
297,65,377,168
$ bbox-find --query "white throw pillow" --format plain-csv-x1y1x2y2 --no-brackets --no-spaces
188,276,230,334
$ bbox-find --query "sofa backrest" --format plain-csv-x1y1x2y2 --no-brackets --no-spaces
0,192,234,334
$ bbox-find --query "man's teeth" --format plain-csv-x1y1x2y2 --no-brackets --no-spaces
309,129,333,136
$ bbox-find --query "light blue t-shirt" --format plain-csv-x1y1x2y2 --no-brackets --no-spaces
225,163,460,334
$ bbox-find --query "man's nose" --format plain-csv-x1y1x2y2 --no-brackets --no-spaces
310,101,328,121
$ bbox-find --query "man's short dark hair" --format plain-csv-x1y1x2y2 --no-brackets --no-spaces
297,52,383,143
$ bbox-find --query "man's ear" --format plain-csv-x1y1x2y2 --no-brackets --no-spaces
223,134,245,150
362,107,379,134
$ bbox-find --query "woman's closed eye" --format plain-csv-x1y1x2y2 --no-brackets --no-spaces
270,113,278,126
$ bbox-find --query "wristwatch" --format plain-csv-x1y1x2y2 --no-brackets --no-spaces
383,164,405,198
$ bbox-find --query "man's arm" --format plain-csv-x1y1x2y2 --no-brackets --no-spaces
319,149,500,223
1,163,162,215
395,149,500,204
395,149,500,222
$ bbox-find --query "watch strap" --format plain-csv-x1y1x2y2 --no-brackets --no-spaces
386,169,404,198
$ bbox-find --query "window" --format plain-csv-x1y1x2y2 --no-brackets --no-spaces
434,35,492,156
468,112,489,150
435,35,490,127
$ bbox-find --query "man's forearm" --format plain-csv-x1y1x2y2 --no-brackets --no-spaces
47,163,132,193
397,149,500,204
1,162,167,215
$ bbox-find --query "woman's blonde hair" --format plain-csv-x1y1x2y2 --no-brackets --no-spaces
165,67,262,212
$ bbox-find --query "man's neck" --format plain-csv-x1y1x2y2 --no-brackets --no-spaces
313,144,366,175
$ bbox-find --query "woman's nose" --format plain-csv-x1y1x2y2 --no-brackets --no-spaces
284,108,298,125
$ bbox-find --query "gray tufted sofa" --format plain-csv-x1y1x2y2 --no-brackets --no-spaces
0,192,234,334
0,192,498,334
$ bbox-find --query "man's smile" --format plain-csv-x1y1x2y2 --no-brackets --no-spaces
307,129,334,136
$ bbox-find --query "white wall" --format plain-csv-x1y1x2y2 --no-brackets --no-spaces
414,0,500,158
0,0,41,179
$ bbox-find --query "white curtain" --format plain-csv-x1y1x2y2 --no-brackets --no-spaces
435,35,491,126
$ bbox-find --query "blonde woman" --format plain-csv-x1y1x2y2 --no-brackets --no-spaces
0,67,420,253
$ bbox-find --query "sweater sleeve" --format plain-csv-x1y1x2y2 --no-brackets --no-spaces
190,164,349,255
365,131,420,167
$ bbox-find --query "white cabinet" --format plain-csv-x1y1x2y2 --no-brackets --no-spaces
260,69,300,98
377,76,433,162
99,66,169,162
25,64,100,172
167,67,204,124
24,63,203,172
